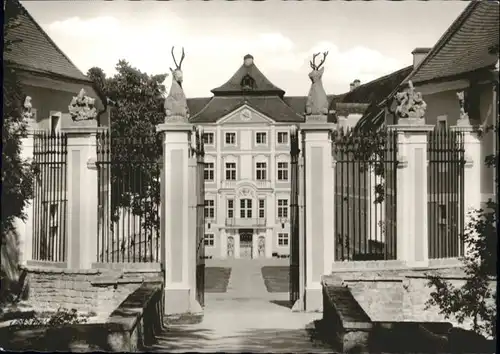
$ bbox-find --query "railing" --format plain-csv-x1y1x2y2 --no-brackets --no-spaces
32,132,68,262
256,180,271,189
332,128,398,261
427,128,465,259
96,132,162,263
221,180,237,189
225,218,266,227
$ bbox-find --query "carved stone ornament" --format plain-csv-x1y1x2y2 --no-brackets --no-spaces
456,91,471,126
164,46,190,123
305,51,329,116
68,89,97,122
238,186,255,199
395,81,427,123
22,96,34,121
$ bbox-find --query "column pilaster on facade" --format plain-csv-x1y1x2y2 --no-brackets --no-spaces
156,121,202,316
300,118,336,312
389,123,434,268
63,125,104,269
450,123,482,257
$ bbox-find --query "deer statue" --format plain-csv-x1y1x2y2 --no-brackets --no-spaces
164,46,189,122
305,51,329,116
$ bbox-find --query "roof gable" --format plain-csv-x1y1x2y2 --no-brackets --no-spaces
4,0,90,82
210,55,286,97
217,105,275,125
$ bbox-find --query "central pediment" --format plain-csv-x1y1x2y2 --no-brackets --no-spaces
217,104,274,125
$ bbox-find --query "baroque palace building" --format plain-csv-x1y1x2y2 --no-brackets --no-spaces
186,54,377,260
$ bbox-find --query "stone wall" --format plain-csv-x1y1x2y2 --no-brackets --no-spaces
329,260,497,335
21,262,163,316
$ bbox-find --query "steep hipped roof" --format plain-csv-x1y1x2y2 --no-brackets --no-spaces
187,95,343,124
406,1,499,85
4,0,91,83
210,55,286,97
189,96,304,123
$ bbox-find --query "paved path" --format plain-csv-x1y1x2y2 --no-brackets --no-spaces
148,260,335,353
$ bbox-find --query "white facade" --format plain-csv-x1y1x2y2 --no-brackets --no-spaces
200,105,294,259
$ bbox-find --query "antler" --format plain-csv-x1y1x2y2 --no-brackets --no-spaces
171,46,186,70
309,51,329,70
316,51,329,70
310,52,320,70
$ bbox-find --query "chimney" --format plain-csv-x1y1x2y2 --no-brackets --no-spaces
349,79,361,92
411,47,431,68
243,54,254,67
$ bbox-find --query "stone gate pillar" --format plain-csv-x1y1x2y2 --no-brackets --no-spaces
389,81,433,267
64,90,102,269
17,121,35,266
156,121,202,316
300,115,336,312
451,95,482,258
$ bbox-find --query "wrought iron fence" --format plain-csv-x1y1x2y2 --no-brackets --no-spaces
96,131,162,263
427,128,465,259
32,132,68,262
332,127,398,261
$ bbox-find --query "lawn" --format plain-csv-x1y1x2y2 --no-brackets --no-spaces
204,267,231,293
261,266,290,293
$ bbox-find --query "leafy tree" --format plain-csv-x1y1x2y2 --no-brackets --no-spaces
1,0,34,306
87,62,167,261
425,120,498,338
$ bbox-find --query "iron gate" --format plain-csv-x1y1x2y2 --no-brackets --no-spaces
32,132,68,262
96,132,162,263
194,129,206,307
289,127,301,305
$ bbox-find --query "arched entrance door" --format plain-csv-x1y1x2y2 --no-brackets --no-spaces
239,229,253,259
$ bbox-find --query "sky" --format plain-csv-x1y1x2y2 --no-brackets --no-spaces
22,1,469,98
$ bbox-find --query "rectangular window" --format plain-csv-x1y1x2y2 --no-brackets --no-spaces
225,162,237,180
204,162,214,181
436,115,448,132
240,198,252,218
256,132,267,145
225,132,236,145
256,162,267,180
204,199,215,219
278,233,289,246
438,204,447,221
49,203,58,227
258,199,265,219
203,132,214,145
50,113,61,134
277,132,288,144
277,199,288,218
204,234,215,247
227,199,234,219
277,162,289,181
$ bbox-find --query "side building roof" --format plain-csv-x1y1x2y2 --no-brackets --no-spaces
4,0,91,83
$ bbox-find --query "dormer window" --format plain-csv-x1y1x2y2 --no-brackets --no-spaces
241,74,255,91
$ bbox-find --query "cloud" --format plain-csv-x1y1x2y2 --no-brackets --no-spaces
45,15,403,96
48,16,120,38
